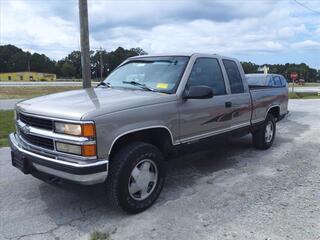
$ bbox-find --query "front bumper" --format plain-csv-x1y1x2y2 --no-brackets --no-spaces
9,133,108,185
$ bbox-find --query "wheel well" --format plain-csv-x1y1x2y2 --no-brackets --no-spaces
268,106,280,120
109,128,174,158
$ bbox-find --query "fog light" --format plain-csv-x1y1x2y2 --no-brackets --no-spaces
56,142,97,157
56,142,82,155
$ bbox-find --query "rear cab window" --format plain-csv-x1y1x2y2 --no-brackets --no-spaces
222,59,245,94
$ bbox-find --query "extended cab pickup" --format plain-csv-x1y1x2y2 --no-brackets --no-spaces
9,53,288,213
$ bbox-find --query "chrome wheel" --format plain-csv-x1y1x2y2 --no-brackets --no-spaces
128,159,158,201
265,121,274,143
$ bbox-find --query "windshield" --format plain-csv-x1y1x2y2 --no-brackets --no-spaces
103,56,189,93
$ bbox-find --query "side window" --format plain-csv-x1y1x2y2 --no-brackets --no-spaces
273,76,282,87
268,77,275,86
222,60,244,94
280,76,287,87
188,58,226,95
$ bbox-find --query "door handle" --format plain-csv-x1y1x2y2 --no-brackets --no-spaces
225,102,232,108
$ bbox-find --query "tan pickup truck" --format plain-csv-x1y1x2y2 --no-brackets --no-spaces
10,53,288,213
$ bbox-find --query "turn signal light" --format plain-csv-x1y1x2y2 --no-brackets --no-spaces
81,144,97,157
82,124,96,137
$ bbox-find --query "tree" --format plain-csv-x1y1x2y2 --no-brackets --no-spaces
241,61,319,82
129,47,147,56
56,51,82,78
241,62,259,74
90,47,148,79
0,45,56,74
7,51,30,72
60,62,76,78
0,45,148,78
30,53,56,73
2,44,317,82
0,45,23,72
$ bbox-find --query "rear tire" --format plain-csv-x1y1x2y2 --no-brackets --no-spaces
252,113,276,150
106,142,166,213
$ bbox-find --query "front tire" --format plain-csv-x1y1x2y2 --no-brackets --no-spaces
252,113,276,150
106,142,166,213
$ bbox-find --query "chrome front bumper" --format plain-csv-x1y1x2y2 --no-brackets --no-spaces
9,133,108,185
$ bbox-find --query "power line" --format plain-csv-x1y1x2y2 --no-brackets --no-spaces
293,0,320,14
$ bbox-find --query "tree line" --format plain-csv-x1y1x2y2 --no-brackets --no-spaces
0,44,146,80
0,44,319,81
241,61,319,82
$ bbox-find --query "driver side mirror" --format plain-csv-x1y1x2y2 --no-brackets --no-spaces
182,86,214,99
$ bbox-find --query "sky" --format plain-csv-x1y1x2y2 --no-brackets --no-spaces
0,0,319,69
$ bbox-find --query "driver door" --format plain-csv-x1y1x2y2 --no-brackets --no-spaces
178,57,233,143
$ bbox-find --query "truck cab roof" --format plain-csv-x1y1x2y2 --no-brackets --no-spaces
128,53,238,61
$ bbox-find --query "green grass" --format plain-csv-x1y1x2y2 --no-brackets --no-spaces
0,110,15,147
289,92,320,99
288,82,320,87
0,86,81,99
89,231,111,240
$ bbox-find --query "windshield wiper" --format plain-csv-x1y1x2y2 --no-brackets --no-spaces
122,81,156,92
97,81,111,88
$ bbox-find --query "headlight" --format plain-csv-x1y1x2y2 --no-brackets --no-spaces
54,122,95,137
56,142,97,157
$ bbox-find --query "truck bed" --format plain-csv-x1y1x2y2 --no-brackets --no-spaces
249,86,288,124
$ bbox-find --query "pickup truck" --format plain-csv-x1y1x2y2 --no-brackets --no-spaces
9,53,288,213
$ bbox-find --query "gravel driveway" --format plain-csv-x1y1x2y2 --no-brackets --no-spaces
1,99,320,240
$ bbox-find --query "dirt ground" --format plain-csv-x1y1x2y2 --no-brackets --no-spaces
1,99,320,240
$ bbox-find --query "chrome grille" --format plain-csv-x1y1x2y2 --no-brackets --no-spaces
19,112,53,131
19,130,54,150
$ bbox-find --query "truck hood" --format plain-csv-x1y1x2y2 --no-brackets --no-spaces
16,88,176,120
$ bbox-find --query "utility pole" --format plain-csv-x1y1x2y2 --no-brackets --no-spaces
78,0,91,88
27,58,30,72
27,55,31,81
99,47,103,81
